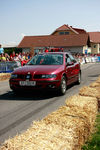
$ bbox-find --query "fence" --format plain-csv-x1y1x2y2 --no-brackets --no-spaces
77,56,100,65
0,61,21,73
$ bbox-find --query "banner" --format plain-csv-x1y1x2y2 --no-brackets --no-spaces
0,61,21,73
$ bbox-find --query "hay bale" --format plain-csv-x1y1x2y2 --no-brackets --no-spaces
43,106,90,127
0,73,11,81
43,104,94,147
65,95,97,114
65,95,98,130
89,82,100,111
89,81,100,88
95,76,100,83
79,86,100,99
0,121,84,150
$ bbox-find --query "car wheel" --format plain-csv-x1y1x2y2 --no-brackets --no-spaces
77,72,81,84
59,76,67,95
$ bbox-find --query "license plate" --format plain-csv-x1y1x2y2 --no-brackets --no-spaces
19,81,36,86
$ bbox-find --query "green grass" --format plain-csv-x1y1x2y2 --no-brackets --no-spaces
82,113,100,150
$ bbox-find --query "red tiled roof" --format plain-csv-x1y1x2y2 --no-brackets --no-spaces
88,32,100,43
18,34,90,48
73,28,86,34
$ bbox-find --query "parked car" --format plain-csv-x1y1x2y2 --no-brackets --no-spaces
9,52,81,95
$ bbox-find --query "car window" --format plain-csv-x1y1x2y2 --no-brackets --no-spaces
65,54,72,65
27,54,63,65
69,54,77,63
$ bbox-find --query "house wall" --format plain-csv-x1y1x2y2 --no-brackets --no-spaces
22,48,30,53
83,45,91,54
22,45,91,55
91,43,99,54
63,46,83,54
22,46,90,55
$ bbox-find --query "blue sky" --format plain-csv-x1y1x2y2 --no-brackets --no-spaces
0,0,100,45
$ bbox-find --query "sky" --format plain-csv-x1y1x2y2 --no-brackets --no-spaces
0,0,100,45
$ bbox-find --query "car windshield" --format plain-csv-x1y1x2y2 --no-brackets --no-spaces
27,54,63,65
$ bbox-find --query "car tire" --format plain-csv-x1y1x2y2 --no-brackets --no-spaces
59,76,67,95
77,72,81,84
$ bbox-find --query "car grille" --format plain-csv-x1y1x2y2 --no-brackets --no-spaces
17,74,32,79
16,74,43,80
34,74,42,79
17,74,25,79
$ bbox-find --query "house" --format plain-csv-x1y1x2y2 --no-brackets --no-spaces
18,24,90,55
88,32,100,54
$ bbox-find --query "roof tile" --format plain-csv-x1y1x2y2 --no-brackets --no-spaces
88,32,100,43
18,34,89,48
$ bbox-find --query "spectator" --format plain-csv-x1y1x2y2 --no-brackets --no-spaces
1,53,6,61
14,53,20,61
18,52,22,61
5,53,10,61
45,49,49,53
10,51,15,61
0,54,1,61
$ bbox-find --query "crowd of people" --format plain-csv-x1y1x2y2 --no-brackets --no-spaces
0,51,32,66
73,53,100,64
0,51,100,66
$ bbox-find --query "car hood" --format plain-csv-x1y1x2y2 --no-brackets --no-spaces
13,65,64,75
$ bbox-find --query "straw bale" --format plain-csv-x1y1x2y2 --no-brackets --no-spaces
65,95,97,114
0,73,11,81
95,76,100,83
79,86,100,99
88,83,100,111
43,106,90,146
65,95,98,130
43,106,89,126
0,121,83,150
89,81,100,88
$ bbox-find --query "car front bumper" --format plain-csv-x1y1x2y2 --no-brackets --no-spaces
9,79,60,91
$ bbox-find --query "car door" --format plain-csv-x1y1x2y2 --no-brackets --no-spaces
65,54,75,84
68,54,80,80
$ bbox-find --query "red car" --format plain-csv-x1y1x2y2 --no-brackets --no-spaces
9,52,81,95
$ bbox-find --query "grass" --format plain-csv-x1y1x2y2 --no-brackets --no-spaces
82,113,100,150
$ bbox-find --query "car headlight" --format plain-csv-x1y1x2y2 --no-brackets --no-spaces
11,74,18,79
41,74,56,79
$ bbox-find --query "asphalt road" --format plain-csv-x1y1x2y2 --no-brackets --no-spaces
0,63,100,144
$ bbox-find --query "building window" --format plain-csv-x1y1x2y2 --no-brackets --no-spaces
94,45,96,48
59,32,64,35
65,32,69,35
